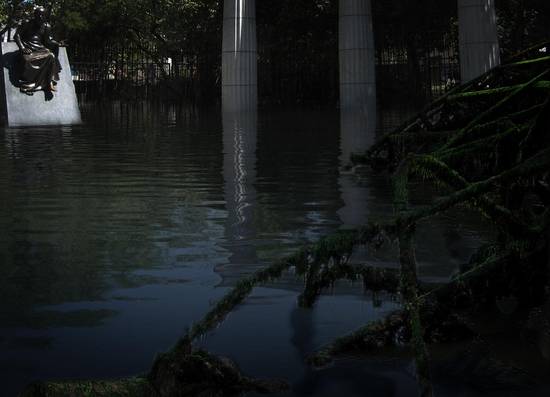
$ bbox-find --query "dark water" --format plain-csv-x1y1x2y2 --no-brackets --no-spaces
0,102,491,396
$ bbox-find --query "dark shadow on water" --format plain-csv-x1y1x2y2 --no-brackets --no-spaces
293,362,402,397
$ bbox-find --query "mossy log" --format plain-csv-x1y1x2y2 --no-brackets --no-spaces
20,350,288,397
148,350,288,397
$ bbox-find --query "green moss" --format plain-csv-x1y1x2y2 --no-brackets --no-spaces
509,55,550,66
441,69,549,151
307,312,406,367
448,80,550,100
20,378,156,397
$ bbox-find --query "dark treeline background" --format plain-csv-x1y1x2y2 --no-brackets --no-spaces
1,0,548,104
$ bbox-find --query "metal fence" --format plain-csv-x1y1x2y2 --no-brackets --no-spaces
258,42,339,105
3,17,460,103
256,34,459,106
376,31,460,102
0,35,458,104
67,42,200,100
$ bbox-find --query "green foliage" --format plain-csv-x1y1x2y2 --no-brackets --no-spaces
19,378,156,397
0,1,27,31
496,0,550,56
0,0,220,73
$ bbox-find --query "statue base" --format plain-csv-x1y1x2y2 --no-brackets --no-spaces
0,42,82,127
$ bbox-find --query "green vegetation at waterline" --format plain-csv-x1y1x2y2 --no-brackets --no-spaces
20,378,155,397
20,44,550,396
20,350,288,397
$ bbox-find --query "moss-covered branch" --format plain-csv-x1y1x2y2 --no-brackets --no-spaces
406,148,550,224
447,80,550,101
307,312,407,368
440,69,549,151
298,263,401,307
409,154,530,236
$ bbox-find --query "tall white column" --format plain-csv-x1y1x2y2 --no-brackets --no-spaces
458,0,501,83
338,92,376,228
340,95,377,167
339,0,376,109
222,0,258,110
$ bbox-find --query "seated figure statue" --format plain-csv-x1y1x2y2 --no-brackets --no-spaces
14,6,63,95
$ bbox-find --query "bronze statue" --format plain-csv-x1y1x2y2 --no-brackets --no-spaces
14,6,63,95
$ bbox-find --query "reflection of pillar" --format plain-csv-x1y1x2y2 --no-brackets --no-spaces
222,109,258,268
458,0,500,83
222,0,257,110
339,93,376,166
338,92,376,227
339,0,376,109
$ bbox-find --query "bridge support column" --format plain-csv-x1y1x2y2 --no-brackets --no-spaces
222,0,257,110
339,0,376,110
338,101,376,227
458,0,500,83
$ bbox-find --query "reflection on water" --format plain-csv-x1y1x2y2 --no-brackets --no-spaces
1,101,490,396
220,109,259,281
223,110,258,241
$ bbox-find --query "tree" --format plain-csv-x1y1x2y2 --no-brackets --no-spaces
0,1,30,38
496,0,550,57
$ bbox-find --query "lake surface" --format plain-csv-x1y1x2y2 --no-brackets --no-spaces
0,102,491,396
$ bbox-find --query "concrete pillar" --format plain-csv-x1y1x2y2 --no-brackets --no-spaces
339,0,376,109
338,93,376,228
339,93,377,167
458,0,500,83
222,0,257,110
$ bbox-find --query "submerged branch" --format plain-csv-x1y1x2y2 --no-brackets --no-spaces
406,148,550,224
298,263,401,307
447,80,550,101
440,69,550,151
173,229,377,351
307,312,407,368
409,154,530,235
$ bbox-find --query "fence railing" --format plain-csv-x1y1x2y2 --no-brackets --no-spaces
71,62,173,84
376,46,460,100
66,42,201,100
0,32,461,102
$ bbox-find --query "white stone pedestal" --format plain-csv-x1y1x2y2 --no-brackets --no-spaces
1,42,81,127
